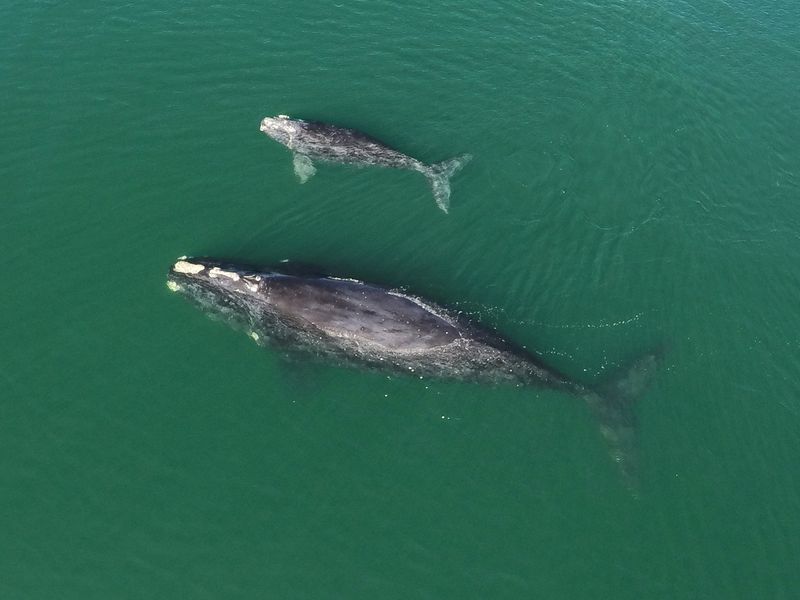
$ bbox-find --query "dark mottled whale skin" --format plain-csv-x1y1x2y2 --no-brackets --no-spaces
167,257,659,490
259,115,471,213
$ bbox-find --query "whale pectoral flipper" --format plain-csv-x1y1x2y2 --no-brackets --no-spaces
293,153,316,183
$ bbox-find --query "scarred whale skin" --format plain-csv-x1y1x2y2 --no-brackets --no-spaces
259,114,471,213
168,257,575,389
167,257,659,489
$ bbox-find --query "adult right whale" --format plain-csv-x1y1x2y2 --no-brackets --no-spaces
167,257,661,491
260,114,471,213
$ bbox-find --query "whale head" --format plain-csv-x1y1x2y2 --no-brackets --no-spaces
168,257,266,295
167,257,272,331
259,115,300,145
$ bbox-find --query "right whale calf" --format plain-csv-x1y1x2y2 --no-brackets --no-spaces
259,114,471,213
167,257,661,490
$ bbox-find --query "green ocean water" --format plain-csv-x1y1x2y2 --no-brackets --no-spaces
3,0,800,598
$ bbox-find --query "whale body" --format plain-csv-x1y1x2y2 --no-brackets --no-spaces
167,257,659,489
259,115,471,213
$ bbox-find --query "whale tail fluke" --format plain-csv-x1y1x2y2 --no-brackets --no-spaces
583,351,663,494
425,154,472,213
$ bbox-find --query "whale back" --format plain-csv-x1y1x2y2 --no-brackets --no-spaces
265,276,460,352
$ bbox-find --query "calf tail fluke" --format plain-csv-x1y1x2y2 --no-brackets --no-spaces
583,351,662,494
425,154,472,213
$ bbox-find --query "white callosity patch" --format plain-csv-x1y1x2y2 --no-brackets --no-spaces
208,267,240,281
243,275,261,293
261,116,297,134
249,331,260,343
166,281,181,292
173,261,205,275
